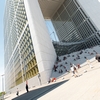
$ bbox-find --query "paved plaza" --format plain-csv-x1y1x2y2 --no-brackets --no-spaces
5,60,100,100
38,61,100,100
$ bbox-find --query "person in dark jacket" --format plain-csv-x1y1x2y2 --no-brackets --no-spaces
26,80,29,93
16,88,19,96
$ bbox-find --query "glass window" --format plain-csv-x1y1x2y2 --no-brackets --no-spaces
60,9,70,24
58,5,65,14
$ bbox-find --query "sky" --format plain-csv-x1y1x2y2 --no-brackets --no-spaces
0,0,6,92
45,20,59,42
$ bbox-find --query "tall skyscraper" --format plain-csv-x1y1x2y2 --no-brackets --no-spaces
4,0,56,92
4,0,100,92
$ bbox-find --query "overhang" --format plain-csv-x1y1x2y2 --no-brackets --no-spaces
38,0,65,19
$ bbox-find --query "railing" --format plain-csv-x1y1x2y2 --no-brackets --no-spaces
53,34,95,46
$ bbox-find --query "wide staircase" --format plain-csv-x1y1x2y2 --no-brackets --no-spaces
38,61,100,100
4,45,100,100
51,45,100,80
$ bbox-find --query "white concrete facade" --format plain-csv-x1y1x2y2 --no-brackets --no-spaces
24,0,57,84
4,0,100,93
77,0,100,30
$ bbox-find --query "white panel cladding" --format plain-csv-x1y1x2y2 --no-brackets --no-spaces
24,0,57,83
77,0,100,30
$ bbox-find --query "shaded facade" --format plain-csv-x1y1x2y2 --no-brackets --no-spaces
52,0,100,53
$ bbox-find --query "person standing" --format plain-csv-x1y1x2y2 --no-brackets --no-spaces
70,65,74,77
70,65,77,77
26,80,29,93
16,88,19,96
73,64,79,76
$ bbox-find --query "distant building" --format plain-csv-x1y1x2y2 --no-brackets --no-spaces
4,0,100,92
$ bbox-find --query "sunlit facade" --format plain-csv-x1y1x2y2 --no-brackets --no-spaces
4,0,39,92
4,0,100,92
4,0,56,92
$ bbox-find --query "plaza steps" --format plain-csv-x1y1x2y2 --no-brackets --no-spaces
4,45,100,100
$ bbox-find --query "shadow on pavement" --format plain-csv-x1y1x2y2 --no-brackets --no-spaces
12,80,68,100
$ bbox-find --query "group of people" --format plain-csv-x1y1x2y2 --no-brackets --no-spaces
70,57,94,78
16,80,29,96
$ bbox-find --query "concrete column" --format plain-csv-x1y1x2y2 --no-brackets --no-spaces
24,0,57,84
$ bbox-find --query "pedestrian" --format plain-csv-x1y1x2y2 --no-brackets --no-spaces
72,64,79,76
26,80,29,93
70,65,77,78
16,88,19,96
77,64,81,69
57,56,59,61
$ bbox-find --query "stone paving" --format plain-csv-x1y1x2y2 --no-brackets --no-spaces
37,61,100,100
4,60,100,100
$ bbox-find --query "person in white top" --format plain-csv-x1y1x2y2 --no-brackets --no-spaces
70,65,74,76
70,64,78,77
73,64,79,76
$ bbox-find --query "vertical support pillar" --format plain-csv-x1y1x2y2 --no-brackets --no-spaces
24,0,57,84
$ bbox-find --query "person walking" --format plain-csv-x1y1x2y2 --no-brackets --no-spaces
26,80,29,93
70,64,77,78
16,88,19,96
73,64,79,77
70,65,74,77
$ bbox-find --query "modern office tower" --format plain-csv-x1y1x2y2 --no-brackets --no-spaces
4,0,56,92
4,0,100,92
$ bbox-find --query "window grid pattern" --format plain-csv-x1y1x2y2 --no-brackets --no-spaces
52,0,100,53
72,10,85,27
5,56,15,90
4,0,38,90
13,47,22,86
19,25,39,82
66,0,78,16
16,1,27,38
77,21,95,39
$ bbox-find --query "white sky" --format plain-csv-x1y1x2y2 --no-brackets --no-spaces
0,0,6,92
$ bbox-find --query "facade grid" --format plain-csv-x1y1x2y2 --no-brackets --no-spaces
4,0,39,91
51,0,100,53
